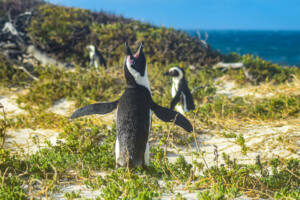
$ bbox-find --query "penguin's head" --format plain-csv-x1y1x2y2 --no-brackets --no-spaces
86,45,95,53
124,42,149,88
125,42,146,75
163,66,184,80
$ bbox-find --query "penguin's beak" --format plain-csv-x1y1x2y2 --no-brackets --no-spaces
125,41,133,57
134,41,144,59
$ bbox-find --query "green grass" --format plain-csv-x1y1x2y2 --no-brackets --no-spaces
0,55,33,87
195,95,300,125
0,175,28,200
16,66,123,111
223,54,300,84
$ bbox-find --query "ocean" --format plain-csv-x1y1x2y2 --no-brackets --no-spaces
187,30,300,67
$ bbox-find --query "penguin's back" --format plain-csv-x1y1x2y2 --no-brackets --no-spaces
116,86,151,167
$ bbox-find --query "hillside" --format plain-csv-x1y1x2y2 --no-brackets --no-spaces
0,0,300,199
0,0,220,68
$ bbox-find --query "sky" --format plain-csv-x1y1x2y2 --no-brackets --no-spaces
48,0,300,30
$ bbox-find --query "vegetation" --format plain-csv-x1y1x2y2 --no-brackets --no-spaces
0,0,43,18
197,154,299,199
195,94,300,122
224,53,300,84
0,117,299,199
27,4,92,63
16,66,123,110
1,0,221,66
0,55,32,87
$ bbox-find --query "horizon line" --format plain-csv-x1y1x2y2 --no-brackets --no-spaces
182,29,300,32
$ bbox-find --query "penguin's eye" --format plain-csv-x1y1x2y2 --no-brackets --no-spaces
171,70,179,76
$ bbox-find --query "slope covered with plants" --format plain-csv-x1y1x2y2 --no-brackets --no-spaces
0,0,221,67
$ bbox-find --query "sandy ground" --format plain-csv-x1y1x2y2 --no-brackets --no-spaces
1,78,299,199
4,128,61,154
47,98,75,116
214,75,300,99
166,123,300,168
0,94,25,118
49,184,102,200
215,78,274,98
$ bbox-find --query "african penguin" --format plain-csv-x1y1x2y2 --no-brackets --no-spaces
163,67,195,114
86,45,107,70
71,42,193,168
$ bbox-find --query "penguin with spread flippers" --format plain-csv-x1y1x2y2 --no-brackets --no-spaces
86,45,107,70
71,42,193,168
163,67,195,114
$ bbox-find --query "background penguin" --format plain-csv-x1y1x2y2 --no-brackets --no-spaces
71,42,193,168
86,45,107,70
163,67,195,114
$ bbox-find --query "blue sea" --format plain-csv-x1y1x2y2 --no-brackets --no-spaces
187,30,300,67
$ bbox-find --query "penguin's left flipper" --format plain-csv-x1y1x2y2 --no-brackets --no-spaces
170,90,181,110
150,102,193,132
70,100,119,119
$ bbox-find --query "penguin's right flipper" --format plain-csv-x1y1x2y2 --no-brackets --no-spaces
70,100,119,119
150,102,193,132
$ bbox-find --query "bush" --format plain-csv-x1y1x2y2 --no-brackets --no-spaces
0,0,43,18
0,55,31,87
27,4,92,63
242,55,299,83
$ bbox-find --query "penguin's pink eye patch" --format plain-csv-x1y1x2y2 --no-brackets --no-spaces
127,56,135,65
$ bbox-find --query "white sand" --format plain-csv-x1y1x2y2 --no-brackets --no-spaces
166,123,300,168
0,94,25,118
4,128,61,154
214,77,275,98
49,184,102,200
48,98,75,116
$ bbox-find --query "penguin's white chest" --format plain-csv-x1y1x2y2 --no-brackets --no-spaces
171,78,180,97
89,49,95,59
171,78,186,114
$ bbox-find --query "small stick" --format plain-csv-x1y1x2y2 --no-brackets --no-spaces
12,65,39,81
0,103,7,148
164,114,181,183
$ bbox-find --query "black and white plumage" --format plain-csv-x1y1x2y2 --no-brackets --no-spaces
71,42,193,168
86,45,106,70
163,67,195,114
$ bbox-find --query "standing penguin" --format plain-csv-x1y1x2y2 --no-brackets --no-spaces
86,45,107,70
71,42,193,168
163,67,195,114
